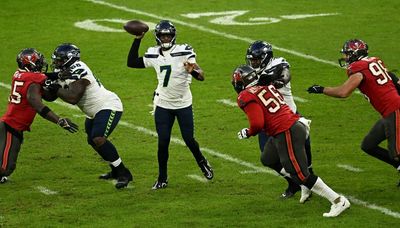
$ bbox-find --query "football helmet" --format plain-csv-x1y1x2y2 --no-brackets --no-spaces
339,39,368,67
51,43,80,70
246,41,273,73
231,65,258,93
154,20,177,49
16,48,47,72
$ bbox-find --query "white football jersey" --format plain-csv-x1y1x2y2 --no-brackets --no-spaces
57,61,123,118
264,57,297,113
143,44,196,109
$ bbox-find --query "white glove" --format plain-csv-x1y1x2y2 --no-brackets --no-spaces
237,128,249,139
298,117,311,138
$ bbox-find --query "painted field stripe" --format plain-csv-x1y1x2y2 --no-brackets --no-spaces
337,164,364,172
217,99,236,107
345,194,400,219
85,0,338,67
240,170,265,174
187,174,209,183
35,186,58,195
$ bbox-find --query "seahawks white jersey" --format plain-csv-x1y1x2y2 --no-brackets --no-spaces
264,57,297,113
57,61,123,118
143,44,196,109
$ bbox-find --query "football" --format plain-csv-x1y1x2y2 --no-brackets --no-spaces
123,20,149,36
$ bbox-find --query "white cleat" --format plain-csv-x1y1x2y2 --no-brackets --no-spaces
299,185,312,204
323,196,350,217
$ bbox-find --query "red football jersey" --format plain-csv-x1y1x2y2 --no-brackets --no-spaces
1,71,46,131
347,57,400,117
237,84,299,136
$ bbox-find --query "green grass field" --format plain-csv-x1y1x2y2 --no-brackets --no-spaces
0,0,399,227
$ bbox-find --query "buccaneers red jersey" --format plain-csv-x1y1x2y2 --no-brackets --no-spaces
347,57,400,117
1,71,46,131
237,84,299,136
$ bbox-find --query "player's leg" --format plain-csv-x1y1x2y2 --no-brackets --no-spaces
153,106,175,189
278,122,350,217
86,110,132,189
0,122,22,183
382,111,400,186
361,117,400,168
176,105,213,180
260,136,300,199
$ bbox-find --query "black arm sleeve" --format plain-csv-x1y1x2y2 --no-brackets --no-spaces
127,38,145,68
44,72,59,80
388,71,400,94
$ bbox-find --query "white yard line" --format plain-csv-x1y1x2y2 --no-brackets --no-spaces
187,174,209,183
346,194,400,219
337,164,364,172
35,186,58,195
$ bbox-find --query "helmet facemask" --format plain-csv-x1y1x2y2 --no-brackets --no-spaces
338,39,368,67
154,20,177,50
16,48,47,72
232,65,258,93
246,41,273,74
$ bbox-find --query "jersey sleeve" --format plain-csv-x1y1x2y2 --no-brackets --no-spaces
143,47,160,68
347,60,368,76
242,102,264,136
237,91,256,109
185,44,197,63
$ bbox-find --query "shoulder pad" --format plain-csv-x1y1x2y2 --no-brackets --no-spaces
269,57,290,69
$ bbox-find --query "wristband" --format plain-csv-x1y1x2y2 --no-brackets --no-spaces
190,70,200,79
39,106,51,118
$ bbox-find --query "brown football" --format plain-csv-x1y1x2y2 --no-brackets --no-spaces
123,20,149,36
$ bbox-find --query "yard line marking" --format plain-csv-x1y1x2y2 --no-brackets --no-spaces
240,170,265,174
217,99,236,107
35,186,58,195
337,164,364,172
187,174,209,183
345,194,400,219
85,0,338,67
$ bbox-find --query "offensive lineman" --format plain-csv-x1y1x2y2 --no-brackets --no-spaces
126,20,213,189
46,43,132,189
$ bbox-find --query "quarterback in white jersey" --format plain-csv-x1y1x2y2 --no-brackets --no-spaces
127,20,213,190
246,40,313,201
50,43,133,189
143,44,197,109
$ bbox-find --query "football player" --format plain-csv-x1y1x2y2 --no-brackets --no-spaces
47,43,132,189
233,65,350,217
0,48,78,184
246,40,314,201
126,20,213,189
308,39,400,187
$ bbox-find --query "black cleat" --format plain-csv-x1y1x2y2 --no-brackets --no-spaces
152,180,168,190
99,171,117,180
0,176,8,184
280,188,296,199
198,159,213,180
115,168,133,189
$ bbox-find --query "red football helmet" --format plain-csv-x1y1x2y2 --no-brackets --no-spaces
339,39,368,67
16,48,47,72
231,65,258,93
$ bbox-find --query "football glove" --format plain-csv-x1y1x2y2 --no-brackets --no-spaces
237,128,249,139
307,85,324,94
58,118,79,133
43,79,61,94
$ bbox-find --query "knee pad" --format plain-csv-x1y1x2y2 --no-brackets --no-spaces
92,136,106,148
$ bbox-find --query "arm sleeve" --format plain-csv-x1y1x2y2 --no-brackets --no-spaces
127,38,145,68
242,102,264,136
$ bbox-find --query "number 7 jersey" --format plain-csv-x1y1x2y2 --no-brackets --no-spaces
143,44,196,109
347,57,400,117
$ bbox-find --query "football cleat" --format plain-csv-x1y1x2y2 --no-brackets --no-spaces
99,171,118,180
299,185,312,203
115,168,133,189
323,196,350,217
280,188,296,199
152,180,168,190
198,159,213,180
0,176,8,184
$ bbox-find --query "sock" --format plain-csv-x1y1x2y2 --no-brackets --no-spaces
97,140,120,162
311,177,340,204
